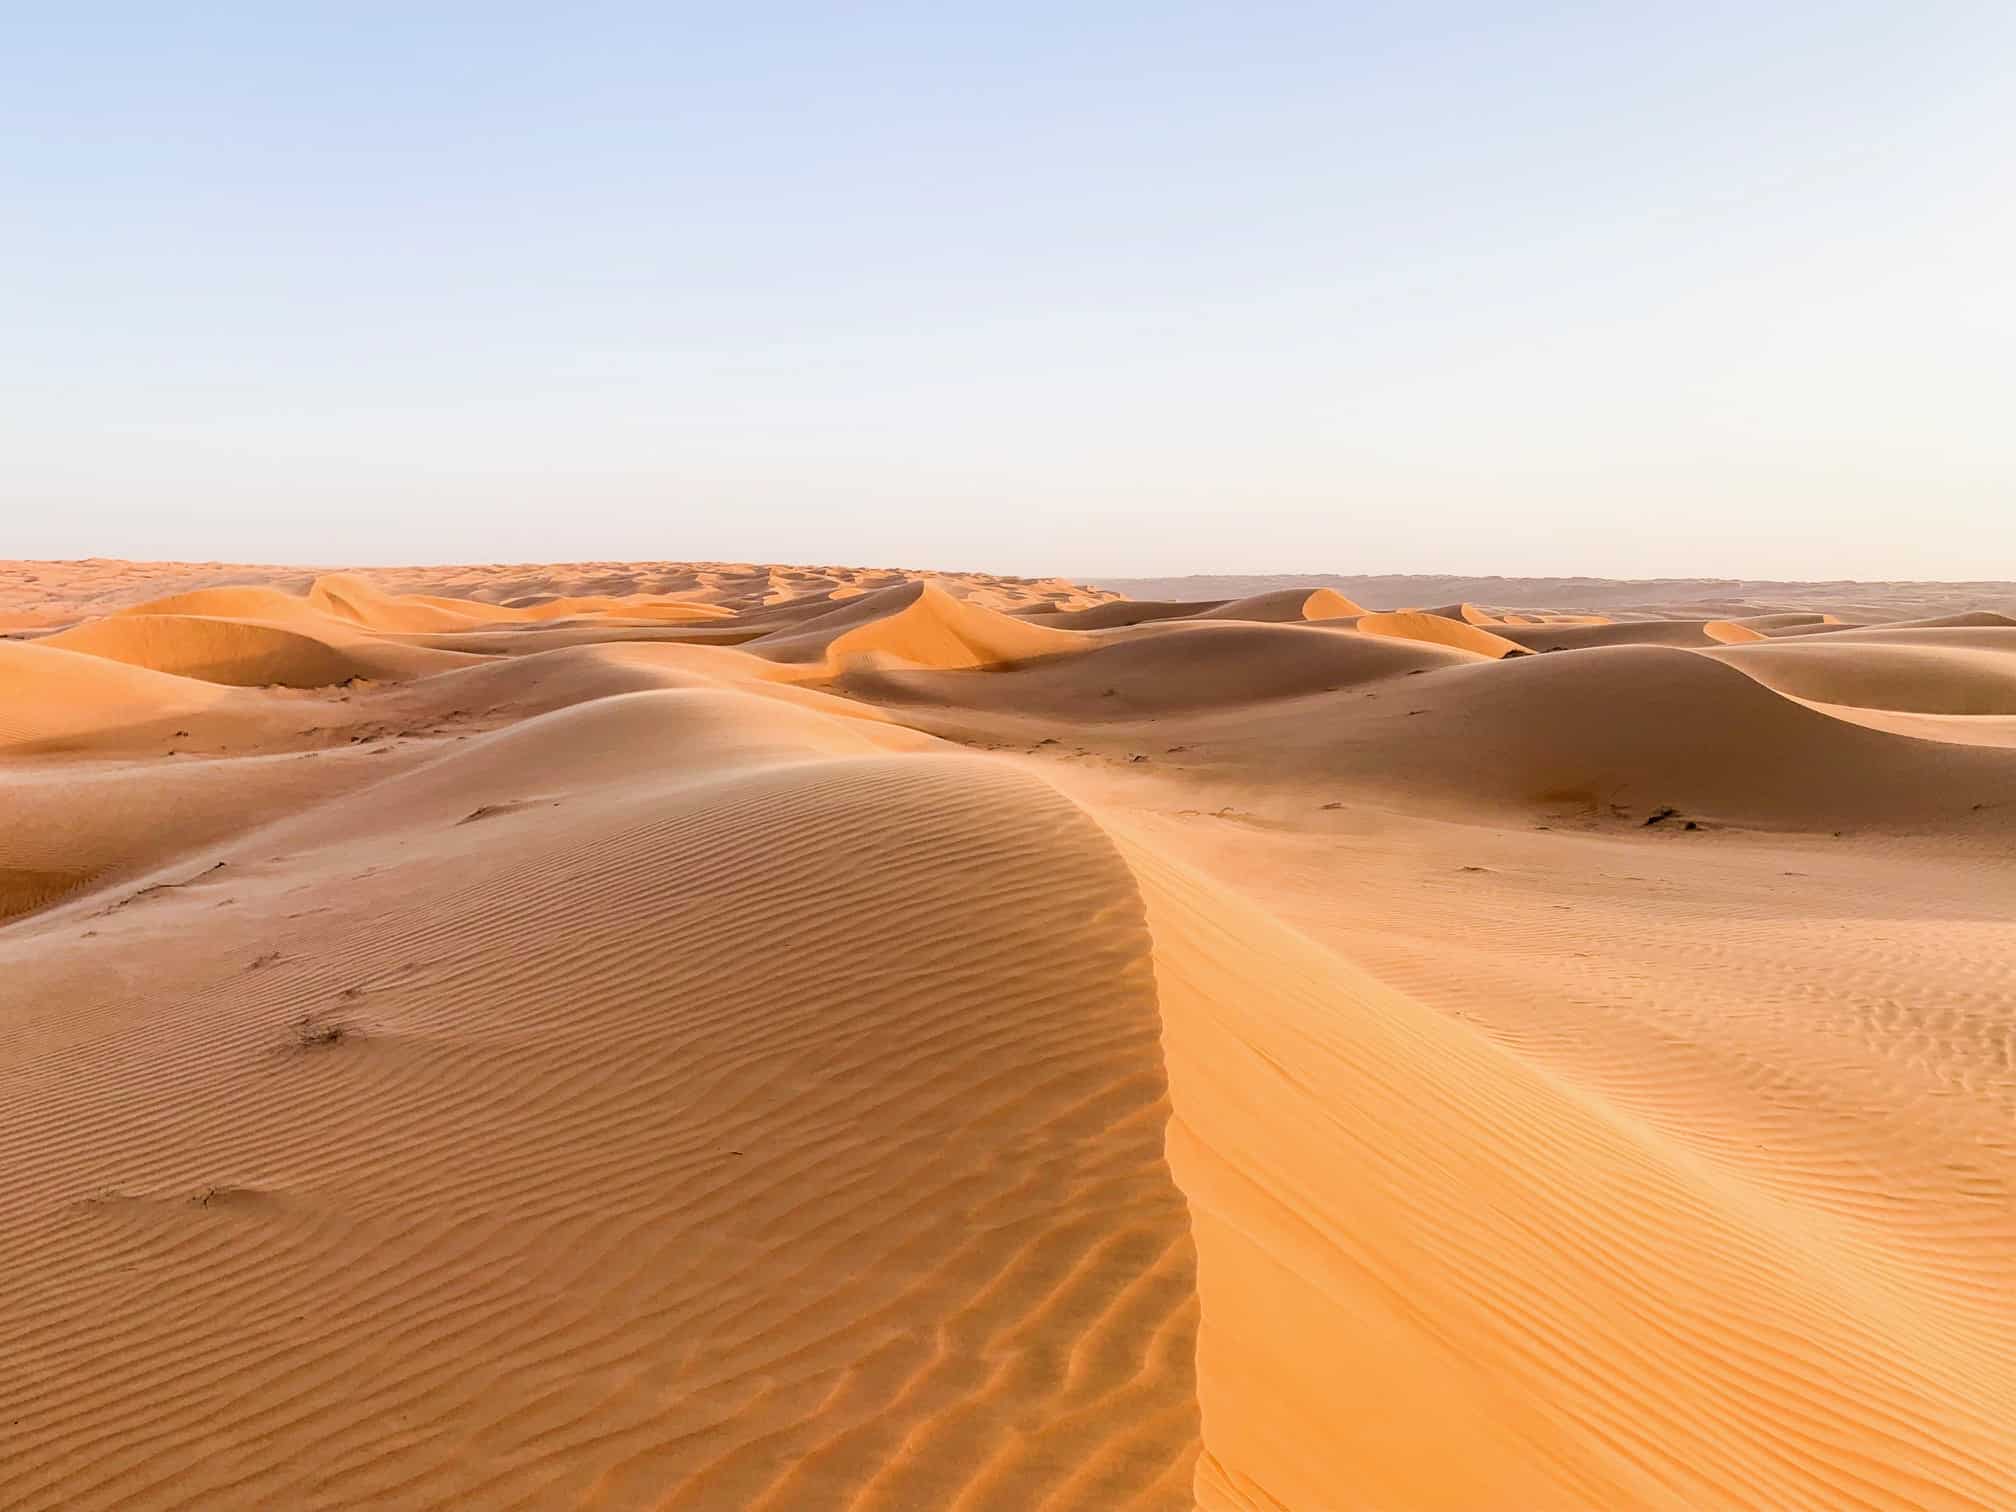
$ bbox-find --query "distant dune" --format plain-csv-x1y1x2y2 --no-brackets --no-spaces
4,557,2014,1509
1092,571,2016,621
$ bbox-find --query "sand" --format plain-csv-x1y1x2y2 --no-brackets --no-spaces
3,559,2013,1510
1092,573,2016,621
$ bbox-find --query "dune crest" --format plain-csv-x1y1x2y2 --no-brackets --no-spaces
751,580,1086,672
43,612,471,686
1710,635,2016,714
1351,609,1530,658
1198,587,1368,621
1704,618,1768,643
308,571,503,632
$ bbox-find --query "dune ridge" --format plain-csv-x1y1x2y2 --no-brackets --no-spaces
1,715,1201,1509
1196,587,1368,622
44,612,474,687
753,580,1087,672
1350,608,1531,658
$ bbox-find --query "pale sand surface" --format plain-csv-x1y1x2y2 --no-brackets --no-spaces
3,559,2014,1509
1091,573,2016,622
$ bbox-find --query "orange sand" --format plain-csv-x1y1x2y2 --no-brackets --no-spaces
4,558,2014,1510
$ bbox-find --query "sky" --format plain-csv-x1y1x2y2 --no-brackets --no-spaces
5,3,2013,579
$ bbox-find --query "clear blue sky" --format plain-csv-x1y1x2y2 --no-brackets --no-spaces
6,3,2012,577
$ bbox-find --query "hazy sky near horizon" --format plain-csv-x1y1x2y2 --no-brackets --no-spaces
6,4,2013,579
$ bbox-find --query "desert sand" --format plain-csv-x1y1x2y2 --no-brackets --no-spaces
3,558,2014,1510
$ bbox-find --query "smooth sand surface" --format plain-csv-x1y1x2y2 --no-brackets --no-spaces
4,559,2014,1510
1194,587,1369,622
1349,609,1531,658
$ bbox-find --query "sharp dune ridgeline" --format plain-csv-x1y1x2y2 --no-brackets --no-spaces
4,558,2016,1510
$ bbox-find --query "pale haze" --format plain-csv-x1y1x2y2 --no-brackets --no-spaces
6,3,2012,578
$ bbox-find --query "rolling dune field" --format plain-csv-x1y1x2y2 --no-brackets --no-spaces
3,559,2013,1510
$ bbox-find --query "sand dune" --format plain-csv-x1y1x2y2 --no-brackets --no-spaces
1734,611,1840,631
117,584,367,624
1704,618,1769,643
1496,609,1612,625
1,739,1200,1507
0,559,1116,629
847,620,1477,720
1410,600,1505,625
308,571,515,633
1195,587,1367,621
5,558,2015,1510
884,634,2016,831
1800,705,2016,746
44,612,474,687
1015,598,1226,631
0,641,245,754
1093,572,2016,620
1350,608,1530,658
517,594,736,622
1710,635,2016,714
1497,618,1723,650
752,580,1085,671
1866,611,2016,631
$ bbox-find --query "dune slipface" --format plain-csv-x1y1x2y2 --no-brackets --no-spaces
4,559,2015,1511
1196,587,1368,622
1350,608,1531,658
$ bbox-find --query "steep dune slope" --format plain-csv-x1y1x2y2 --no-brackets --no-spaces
1704,619,1768,644
1351,609,1530,658
1121,838,2016,1511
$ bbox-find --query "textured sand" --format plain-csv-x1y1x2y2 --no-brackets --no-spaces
4,560,2014,1509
